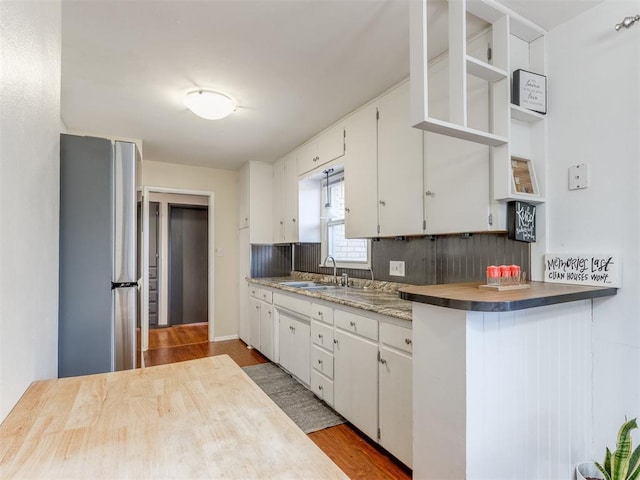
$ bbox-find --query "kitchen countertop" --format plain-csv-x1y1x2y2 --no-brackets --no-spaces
399,281,617,312
0,355,348,479
249,274,413,321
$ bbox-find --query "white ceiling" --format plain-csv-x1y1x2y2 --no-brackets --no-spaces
61,0,601,171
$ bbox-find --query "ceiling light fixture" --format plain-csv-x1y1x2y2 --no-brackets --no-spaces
183,90,235,120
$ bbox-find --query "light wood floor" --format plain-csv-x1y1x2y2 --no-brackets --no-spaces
144,324,412,479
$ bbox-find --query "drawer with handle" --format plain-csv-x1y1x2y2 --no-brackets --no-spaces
249,285,260,299
311,320,334,351
259,289,273,304
311,303,334,325
310,369,334,407
311,344,334,379
334,310,378,341
380,322,413,355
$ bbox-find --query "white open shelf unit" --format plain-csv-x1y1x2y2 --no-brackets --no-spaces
410,0,547,204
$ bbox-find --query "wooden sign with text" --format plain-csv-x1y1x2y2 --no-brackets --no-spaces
544,254,620,287
507,201,536,243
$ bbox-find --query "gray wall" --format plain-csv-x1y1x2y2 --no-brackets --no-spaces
251,233,530,285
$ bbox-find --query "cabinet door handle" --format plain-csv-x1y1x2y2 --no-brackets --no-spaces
333,339,338,344
292,218,296,223
318,385,323,391
425,191,435,197
317,311,323,316
318,333,323,339
318,359,323,364
405,338,412,345
268,311,271,316
349,321,356,327
280,220,284,225
379,357,387,365
255,305,259,310
378,200,386,206
345,207,350,213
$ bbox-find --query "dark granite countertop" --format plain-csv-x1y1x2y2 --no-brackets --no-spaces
398,281,617,312
248,273,412,321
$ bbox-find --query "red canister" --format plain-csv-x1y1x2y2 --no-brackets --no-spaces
510,265,521,284
499,265,511,285
486,265,500,285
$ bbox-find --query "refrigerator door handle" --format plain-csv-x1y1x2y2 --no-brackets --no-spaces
113,286,136,371
111,281,139,290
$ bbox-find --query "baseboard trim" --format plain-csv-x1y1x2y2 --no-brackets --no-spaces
213,334,239,342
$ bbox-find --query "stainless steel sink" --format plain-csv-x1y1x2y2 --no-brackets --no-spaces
279,281,320,288
300,285,341,291
279,281,340,290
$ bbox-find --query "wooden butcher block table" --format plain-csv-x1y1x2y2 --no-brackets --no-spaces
0,355,347,479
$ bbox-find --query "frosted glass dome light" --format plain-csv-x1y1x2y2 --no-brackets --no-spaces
184,90,235,120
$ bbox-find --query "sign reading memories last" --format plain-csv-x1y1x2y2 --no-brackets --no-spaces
544,254,620,287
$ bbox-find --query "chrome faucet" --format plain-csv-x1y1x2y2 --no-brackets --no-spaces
323,255,337,284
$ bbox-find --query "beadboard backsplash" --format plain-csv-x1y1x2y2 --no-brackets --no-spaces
251,233,530,285
250,244,292,278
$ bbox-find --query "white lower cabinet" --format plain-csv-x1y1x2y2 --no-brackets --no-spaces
333,312,379,442
250,285,412,468
278,311,310,385
248,287,274,361
259,304,274,361
248,297,261,350
379,323,413,468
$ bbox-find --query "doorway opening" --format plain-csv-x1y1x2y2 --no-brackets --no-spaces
168,204,208,326
139,187,215,353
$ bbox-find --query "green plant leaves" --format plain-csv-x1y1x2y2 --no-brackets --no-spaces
627,445,640,480
598,418,639,480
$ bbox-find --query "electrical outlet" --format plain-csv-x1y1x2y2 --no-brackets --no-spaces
389,260,405,277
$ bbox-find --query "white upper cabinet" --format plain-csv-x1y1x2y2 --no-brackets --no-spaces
422,35,494,234
283,153,299,242
344,82,425,238
238,161,273,243
238,163,250,229
377,81,425,237
272,157,285,242
344,103,378,238
273,152,300,244
297,123,346,176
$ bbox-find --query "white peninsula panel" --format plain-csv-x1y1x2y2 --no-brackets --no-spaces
413,299,595,479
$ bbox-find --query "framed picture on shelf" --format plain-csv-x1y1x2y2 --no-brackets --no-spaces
513,69,547,114
511,156,539,196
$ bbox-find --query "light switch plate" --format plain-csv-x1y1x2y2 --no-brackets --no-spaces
389,260,405,277
569,164,589,190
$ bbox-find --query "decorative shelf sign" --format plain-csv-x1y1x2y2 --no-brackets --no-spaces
544,253,621,287
507,201,536,242
513,69,547,114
